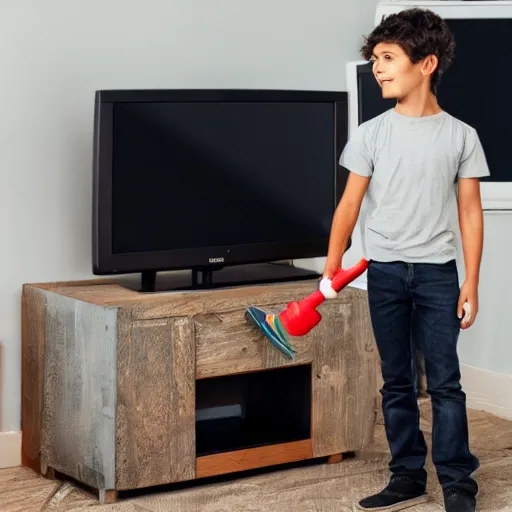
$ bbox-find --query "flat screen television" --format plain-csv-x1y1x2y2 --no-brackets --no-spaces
92,89,349,291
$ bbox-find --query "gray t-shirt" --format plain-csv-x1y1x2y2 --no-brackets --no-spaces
339,109,490,264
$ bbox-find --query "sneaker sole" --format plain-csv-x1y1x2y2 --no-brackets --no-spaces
353,494,430,511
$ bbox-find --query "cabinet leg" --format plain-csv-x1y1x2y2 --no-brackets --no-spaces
327,451,356,464
41,461,57,480
327,453,344,464
99,489,118,504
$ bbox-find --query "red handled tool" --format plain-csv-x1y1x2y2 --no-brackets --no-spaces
245,258,369,359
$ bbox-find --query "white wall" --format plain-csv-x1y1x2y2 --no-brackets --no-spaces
458,211,512,375
0,0,379,433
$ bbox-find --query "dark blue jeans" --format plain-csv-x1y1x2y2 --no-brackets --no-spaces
367,259,479,495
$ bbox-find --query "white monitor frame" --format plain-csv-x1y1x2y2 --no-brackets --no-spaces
375,0,512,25
346,0,512,210
346,60,370,148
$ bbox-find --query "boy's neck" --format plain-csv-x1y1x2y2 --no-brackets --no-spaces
394,88,442,118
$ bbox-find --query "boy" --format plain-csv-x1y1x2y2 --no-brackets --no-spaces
323,8,488,512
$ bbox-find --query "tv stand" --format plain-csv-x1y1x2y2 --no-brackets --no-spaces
136,262,321,293
140,270,157,293
192,267,215,287
140,268,219,293
22,275,379,504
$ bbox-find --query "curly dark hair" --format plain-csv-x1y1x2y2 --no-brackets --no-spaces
360,8,456,91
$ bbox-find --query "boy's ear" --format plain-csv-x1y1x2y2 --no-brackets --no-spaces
421,55,439,77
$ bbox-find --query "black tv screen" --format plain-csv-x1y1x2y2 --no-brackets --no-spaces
438,18,512,183
93,90,348,276
112,102,334,253
356,62,395,124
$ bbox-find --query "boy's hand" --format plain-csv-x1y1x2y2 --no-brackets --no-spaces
458,279,479,329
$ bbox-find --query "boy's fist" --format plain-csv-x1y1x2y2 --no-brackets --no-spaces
458,280,479,329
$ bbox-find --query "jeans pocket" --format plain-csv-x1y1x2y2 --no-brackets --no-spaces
424,260,459,283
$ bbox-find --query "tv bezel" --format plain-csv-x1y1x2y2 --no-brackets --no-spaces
92,89,349,275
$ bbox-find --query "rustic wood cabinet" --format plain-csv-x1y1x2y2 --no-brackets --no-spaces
22,276,379,504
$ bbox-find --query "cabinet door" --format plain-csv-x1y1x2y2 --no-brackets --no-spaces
116,314,196,490
310,298,377,457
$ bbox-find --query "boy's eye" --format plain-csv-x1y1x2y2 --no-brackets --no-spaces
369,55,392,64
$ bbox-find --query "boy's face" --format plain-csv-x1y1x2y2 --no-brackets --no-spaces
370,43,431,99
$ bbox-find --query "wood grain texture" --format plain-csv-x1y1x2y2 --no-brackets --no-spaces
116,314,196,490
195,306,312,379
310,302,350,457
21,285,47,472
196,440,313,478
346,290,380,451
35,278,326,310
22,276,380,495
40,293,117,491
311,290,377,457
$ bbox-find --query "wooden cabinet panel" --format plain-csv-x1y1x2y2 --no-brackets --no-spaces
21,278,378,503
195,306,313,379
116,314,196,490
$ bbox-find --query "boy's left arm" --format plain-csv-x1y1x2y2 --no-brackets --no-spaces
457,177,484,329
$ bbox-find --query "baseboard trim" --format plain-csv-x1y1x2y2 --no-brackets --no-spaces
461,363,512,421
0,431,21,469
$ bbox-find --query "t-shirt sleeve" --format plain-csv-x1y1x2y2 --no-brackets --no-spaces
457,127,490,179
339,124,373,177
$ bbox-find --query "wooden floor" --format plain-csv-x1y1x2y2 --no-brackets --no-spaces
3,405,512,511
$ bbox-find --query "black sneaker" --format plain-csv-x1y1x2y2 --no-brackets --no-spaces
355,475,429,511
443,488,476,512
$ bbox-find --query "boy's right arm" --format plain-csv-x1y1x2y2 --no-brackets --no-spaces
323,172,370,278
